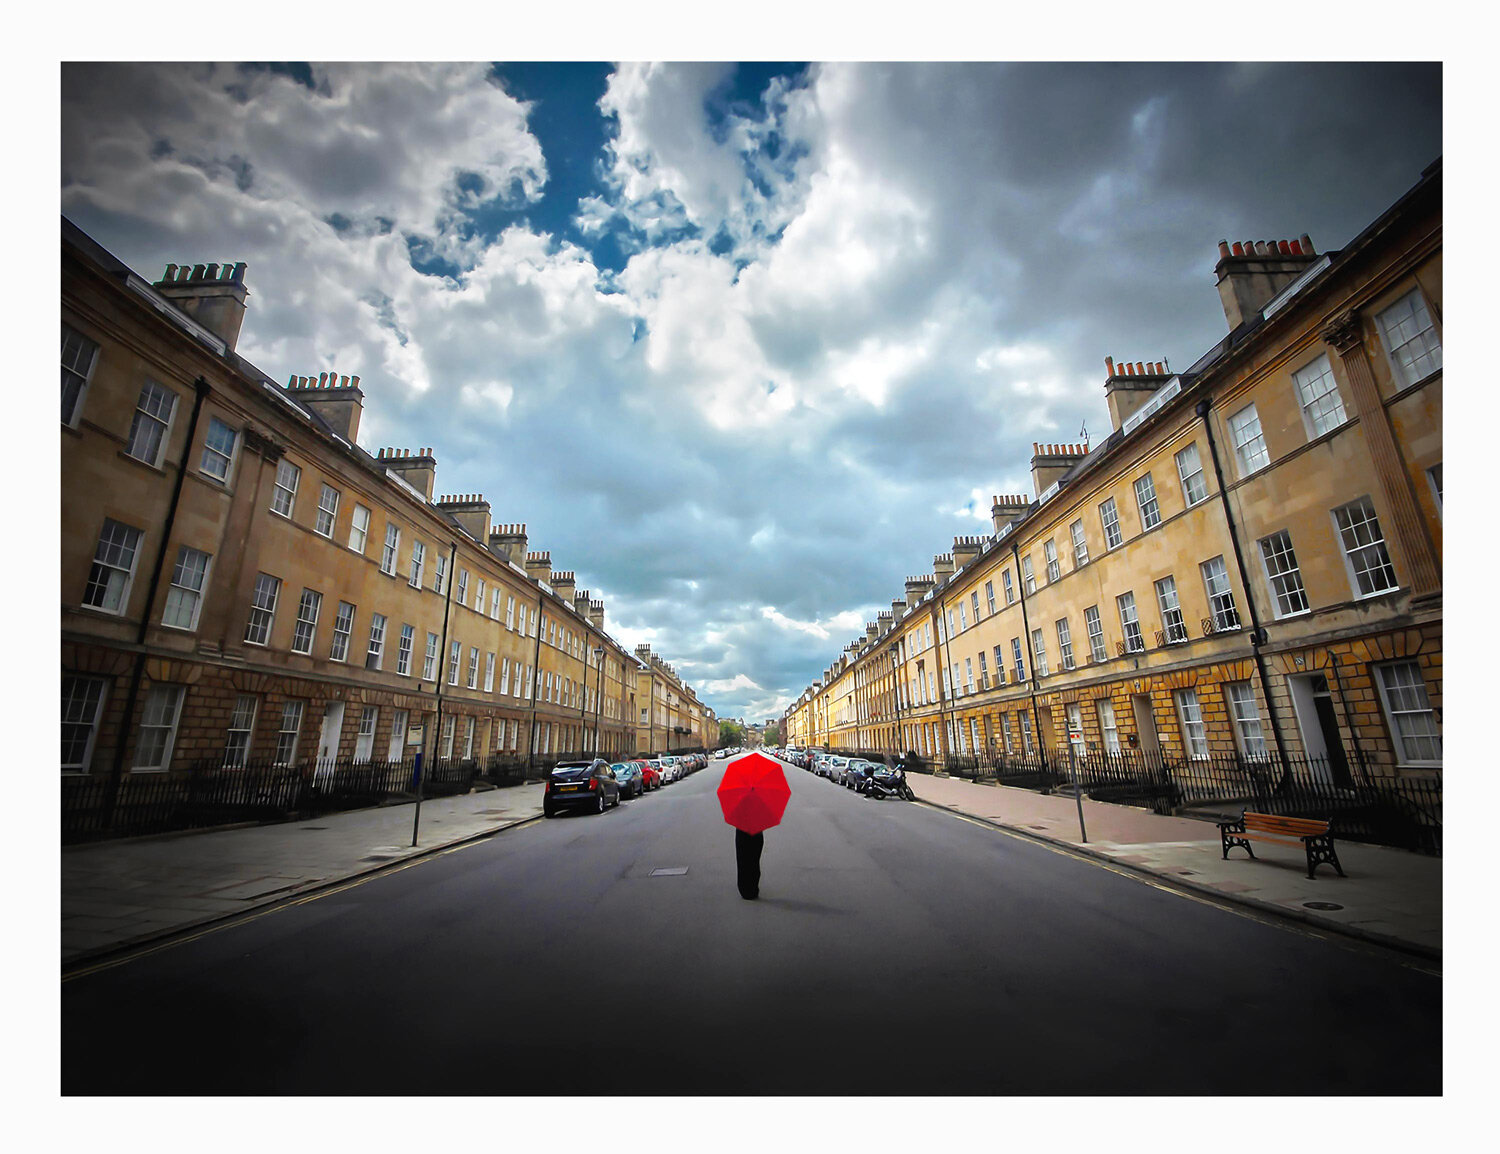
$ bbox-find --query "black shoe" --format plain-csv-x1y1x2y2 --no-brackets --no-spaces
739,888,758,900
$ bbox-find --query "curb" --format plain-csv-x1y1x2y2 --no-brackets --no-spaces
62,811,543,979
911,796,1441,966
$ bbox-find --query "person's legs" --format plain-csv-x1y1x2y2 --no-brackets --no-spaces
735,829,764,899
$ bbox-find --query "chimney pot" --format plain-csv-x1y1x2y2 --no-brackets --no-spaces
192,264,206,280
1231,241,1244,256
163,263,178,280
1217,240,1230,260
1105,356,1115,375
205,263,219,280
1300,234,1314,255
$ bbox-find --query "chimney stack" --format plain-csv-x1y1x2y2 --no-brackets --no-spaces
933,553,956,583
525,551,553,587
550,570,577,604
288,374,367,445
1030,442,1090,498
1214,234,1318,331
434,492,491,542
1102,357,1174,433
952,535,984,570
489,524,528,566
153,260,250,350
904,575,935,606
991,494,1031,534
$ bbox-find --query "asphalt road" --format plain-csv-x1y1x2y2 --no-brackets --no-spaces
62,755,1441,1095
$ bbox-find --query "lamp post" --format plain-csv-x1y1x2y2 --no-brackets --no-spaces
591,646,605,756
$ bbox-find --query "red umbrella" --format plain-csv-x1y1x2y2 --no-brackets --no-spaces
716,752,791,835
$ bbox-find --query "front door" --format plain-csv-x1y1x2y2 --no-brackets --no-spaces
1289,673,1353,788
1130,694,1161,766
316,700,345,781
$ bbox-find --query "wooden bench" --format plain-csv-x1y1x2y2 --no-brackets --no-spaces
1218,811,1345,879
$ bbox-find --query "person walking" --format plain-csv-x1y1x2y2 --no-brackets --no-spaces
735,828,764,899
715,751,791,903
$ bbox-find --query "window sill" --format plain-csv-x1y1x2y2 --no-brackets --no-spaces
119,449,170,475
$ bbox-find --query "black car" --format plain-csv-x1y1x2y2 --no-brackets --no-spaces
544,759,621,817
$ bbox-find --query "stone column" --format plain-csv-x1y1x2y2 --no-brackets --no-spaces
1321,312,1441,602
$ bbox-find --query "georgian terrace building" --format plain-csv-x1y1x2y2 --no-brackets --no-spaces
61,218,710,783
785,159,1442,787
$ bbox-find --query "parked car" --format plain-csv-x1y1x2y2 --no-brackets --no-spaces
845,759,879,792
823,755,848,782
653,757,677,783
633,759,661,790
611,761,645,799
544,759,621,817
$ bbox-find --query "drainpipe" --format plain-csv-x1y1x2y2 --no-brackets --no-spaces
103,376,211,830
1196,398,1292,786
413,540,457,846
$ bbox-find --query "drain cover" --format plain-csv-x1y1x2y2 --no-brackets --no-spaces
301,826,329,831
650,867,688,877
1303,901,1344,911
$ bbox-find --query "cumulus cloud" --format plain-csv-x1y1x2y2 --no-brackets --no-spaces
60,61,1441,724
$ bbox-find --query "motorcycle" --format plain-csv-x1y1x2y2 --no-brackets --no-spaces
865,761,916,801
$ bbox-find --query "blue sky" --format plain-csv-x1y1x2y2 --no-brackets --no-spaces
59,60,1443,724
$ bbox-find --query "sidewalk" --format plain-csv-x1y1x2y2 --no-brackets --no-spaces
62,784,546,969
910,773,1441,960
62,773,1441,972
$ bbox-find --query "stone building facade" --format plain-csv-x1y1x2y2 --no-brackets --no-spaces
61,220,710,782
785,160,1442,786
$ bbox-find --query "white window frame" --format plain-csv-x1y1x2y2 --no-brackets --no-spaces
1084,605,1106,662
1117,591,1144,653
330,601,356,662
1225,682,1270,761
349,504,371,554
456,569,470,605
1228,403,1270,476
355,705,380,763
423,632,440,681
161,545,212,631
1375,288,1442,388
1021,556,1036,595
1100,497,1123,549
484,652,496,692
291,588,322,654
62,323,99,426
397,624,414,677
408,539,426,588
505,595,516,629
1002,570,1015,605
388,709,409,763
134,683,185,771
1097,699,1120,755
475,578,486,613
1010,638,1026,682
1031,628,1049,677
315,484,340,538
448,640,462,686
1134,473,1161,530
434,553,448,595
244,573,281,646
125,379,177,467
467,646,480,689
366,613,387,670
1174,688,1209,759
62,675,109,772
1333,497,1399,598
223,694,259,768
1175,442,1208,507
200,416,239,483
84,518,143,615
985,581,996,614
381,523,401,576
1259,530,1310,618
971,590,981,622
1055,618,1074,670
1070,519,1089,567
1155,575,1188,644
1201,555,1242,632
270,458,300,519
274,700,304,767
1044,539,1060,583
1292,353,1348,438
1375,660,1442,767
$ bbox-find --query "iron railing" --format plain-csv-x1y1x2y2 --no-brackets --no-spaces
865,743,1440,855
61,751,526,844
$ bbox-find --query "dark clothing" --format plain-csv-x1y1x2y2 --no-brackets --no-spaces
735,829,764,899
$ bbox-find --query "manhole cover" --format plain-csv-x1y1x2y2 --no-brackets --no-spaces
1303,901,1345,911
650,867,688,877
301,826,329,831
